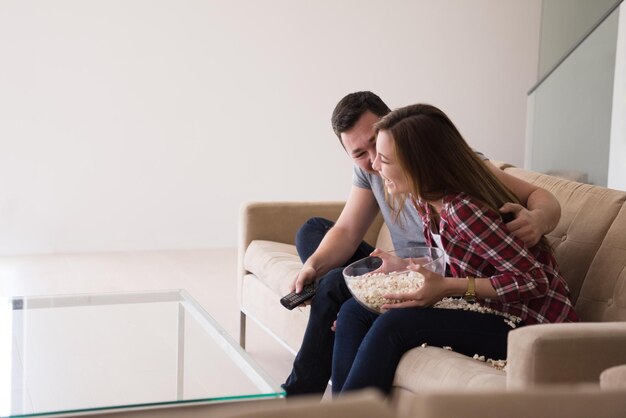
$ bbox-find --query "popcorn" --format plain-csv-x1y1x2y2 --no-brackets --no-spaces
345,270,425,313
488,359,508,371
345,269,523,329
434,297,522,328
473,354,507,371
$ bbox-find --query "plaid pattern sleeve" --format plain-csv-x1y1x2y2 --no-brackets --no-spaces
429,193,578,325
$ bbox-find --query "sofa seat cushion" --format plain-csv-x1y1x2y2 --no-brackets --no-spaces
244,240,303,295
394,346,506,392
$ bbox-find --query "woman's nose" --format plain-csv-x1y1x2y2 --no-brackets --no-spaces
371,153,380,171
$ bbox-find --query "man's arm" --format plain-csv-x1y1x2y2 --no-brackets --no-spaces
486,161,561,246
291,186,380,293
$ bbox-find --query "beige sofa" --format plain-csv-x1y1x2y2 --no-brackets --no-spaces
238,163,626,406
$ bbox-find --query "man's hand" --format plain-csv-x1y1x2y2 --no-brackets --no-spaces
290,265,317,294
370,248,411,273
500,202,544,247
486,161,561,241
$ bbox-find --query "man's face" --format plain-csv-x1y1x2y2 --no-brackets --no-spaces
339,111,381,174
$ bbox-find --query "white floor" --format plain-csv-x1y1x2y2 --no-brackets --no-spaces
0,248,296,392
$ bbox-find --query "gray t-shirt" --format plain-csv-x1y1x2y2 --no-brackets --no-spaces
353,151,487,250
353,167,425,250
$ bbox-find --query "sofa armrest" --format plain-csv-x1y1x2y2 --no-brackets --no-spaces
237,201,344,290
506,322,626,388
601,364,626,390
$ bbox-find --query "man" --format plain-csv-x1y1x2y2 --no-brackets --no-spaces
282,91,561,397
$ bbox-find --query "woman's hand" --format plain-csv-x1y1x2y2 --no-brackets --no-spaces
381,264,449,310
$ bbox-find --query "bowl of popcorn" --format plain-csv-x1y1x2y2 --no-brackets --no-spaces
343,247,446,314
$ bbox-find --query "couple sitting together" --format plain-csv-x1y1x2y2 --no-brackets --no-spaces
281,92,578,397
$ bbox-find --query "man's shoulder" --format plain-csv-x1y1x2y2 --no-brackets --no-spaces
353,165,376,189
353,165,371,178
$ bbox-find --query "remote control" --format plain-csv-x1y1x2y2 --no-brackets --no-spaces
280,283,316,310
501,211,515,223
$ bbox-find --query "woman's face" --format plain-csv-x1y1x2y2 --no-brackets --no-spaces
372,130,409,195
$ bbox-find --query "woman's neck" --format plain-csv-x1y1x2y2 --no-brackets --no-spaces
426,197,445,214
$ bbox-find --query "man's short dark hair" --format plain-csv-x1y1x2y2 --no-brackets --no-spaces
331,91,391,139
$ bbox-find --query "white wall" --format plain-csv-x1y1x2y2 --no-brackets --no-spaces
0,0,541,255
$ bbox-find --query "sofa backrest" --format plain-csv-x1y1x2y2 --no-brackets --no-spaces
574,202,626,321
503,167,626,322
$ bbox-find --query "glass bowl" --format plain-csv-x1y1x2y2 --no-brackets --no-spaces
342,247,445,314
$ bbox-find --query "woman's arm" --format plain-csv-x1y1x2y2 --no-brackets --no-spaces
382,196,549,309
447,197,551,303
381,265,499,309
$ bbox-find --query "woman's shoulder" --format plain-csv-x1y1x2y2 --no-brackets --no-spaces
442,192,477,209
442,193,498,221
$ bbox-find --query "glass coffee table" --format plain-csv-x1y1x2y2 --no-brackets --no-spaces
0,290,285,417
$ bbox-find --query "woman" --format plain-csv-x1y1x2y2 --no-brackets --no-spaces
331,103,578,395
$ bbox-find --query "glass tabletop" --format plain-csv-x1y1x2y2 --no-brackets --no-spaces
0,290,284,417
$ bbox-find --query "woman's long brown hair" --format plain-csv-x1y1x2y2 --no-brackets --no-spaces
375,103,521,222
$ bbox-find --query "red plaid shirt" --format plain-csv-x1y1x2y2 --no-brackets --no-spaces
417,193,578,325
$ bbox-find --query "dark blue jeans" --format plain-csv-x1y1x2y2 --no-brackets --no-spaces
281,217,375,397
332,298,515,396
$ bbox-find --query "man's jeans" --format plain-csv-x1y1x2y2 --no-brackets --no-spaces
281,217,375,396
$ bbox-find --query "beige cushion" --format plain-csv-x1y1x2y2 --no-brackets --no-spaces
503,167,626,311
244,240,302,295
393,346,505,393
375,223,394,251
241,273,308,351
242,241,308,351
576,204,626,322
